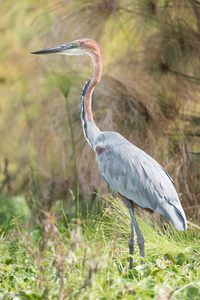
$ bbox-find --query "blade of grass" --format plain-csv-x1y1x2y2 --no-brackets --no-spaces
65,96,79,217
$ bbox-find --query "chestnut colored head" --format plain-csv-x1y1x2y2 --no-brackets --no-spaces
31,38,103,64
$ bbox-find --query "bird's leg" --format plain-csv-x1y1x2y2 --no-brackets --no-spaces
128,207,145,264
120,195,138,268
121,195,145,266
128,221,135,269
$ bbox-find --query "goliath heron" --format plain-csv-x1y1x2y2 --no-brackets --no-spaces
31,39,187,269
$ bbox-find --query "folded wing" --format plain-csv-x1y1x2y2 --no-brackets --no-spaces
95,132,187,230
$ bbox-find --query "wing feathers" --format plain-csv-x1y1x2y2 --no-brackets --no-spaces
95,132,187,230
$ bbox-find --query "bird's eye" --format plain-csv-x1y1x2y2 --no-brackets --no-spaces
74,42,79,47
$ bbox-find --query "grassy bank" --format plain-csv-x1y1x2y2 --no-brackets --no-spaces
0,195,199,299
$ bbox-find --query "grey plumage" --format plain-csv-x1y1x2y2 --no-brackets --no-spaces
95,131,187,231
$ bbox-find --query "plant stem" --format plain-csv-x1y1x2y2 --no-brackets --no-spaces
65,96,79,217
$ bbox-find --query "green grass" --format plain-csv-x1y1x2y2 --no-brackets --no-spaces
0,195,199,299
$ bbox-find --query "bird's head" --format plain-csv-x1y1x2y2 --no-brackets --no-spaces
31,38,102,63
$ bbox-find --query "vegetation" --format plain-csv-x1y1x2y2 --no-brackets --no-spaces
0,0,199,213
0,1,200,298
0,195,199,299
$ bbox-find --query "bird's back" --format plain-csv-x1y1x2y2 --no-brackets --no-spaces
95,131,187,231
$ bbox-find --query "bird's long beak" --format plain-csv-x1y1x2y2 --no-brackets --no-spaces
31,42,76,55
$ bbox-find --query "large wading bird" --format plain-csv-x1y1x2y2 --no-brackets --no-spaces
31,39,187,269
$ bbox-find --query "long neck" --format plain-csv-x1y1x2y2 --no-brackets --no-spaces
81,55,102,150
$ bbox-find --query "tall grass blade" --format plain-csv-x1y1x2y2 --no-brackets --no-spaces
65,95,79,217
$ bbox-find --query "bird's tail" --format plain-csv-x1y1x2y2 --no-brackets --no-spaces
166,205,187,231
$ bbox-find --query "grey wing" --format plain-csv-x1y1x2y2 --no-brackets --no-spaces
95,134,187,230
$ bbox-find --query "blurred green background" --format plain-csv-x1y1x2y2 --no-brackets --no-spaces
0,0,199,222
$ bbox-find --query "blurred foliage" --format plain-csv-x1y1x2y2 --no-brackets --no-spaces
0,196,29,224
0,0,200,220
